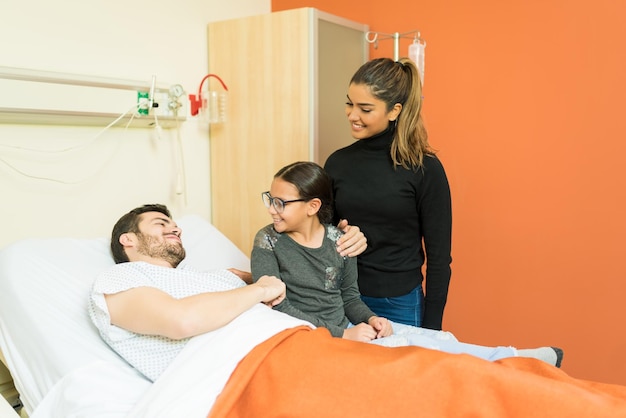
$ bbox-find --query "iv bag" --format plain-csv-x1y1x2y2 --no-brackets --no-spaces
408,40,426,86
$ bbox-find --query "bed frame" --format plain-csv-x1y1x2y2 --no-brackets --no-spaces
0,354,20,418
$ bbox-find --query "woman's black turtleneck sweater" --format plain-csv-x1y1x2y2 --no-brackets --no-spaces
324,128,452,330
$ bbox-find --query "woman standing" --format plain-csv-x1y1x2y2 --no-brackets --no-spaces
324,57,452,330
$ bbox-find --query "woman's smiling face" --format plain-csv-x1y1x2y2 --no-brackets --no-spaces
345,83,401,140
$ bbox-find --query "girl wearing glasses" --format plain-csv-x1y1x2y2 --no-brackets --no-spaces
250,161,562,366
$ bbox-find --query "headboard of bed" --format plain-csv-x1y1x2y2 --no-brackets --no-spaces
0,214,250,416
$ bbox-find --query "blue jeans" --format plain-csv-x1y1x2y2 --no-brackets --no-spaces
361,286,424,327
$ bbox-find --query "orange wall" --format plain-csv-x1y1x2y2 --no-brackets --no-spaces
273,0,626,385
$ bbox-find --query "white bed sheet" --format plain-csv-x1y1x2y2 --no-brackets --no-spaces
0,214,250,417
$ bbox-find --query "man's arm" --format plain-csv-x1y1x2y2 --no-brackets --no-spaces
105,275,285,340
336,219,367,257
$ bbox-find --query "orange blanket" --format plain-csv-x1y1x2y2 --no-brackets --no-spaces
209,327,626,417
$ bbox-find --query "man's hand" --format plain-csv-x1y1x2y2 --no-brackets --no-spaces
336,219,367,257
254,275,286,307
228,268,253,284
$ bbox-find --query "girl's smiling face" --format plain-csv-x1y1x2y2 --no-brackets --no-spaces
267,178,308,234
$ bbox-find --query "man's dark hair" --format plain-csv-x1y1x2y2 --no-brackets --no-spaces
110,204,171,264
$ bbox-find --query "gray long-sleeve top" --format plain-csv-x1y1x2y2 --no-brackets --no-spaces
251,224,376,337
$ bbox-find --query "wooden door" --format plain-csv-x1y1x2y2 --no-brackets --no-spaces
208,8,368,255
208,8,312,255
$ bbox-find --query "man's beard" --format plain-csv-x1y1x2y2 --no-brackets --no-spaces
136,233,186,268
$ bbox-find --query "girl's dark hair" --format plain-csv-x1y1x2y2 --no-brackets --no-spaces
110,204,171,264
350,57,432,169
274,161,333,224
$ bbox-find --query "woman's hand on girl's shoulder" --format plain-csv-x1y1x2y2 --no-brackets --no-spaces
336,219,367,257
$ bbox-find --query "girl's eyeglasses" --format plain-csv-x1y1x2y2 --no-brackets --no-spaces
262,191,306,213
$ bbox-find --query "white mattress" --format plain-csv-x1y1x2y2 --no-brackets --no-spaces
0,214,250,416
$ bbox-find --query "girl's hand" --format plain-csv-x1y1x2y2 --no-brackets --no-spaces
368,316,393,338
342,323,377,342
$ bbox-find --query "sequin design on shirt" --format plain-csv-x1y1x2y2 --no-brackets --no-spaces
326,226,342,245
324,225,344,290
324,266,341,290
254,226,280,251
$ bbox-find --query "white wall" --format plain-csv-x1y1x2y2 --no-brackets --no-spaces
0,0,270,248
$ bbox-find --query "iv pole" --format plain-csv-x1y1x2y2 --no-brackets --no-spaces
365,30,422,61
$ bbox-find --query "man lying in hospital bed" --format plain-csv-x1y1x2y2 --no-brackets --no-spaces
3,206,626,417
0,212,249,417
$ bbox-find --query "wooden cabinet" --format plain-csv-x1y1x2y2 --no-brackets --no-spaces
207,8,368,255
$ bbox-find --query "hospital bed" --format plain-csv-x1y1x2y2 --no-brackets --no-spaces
0,215,250,417
3,215,626,417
